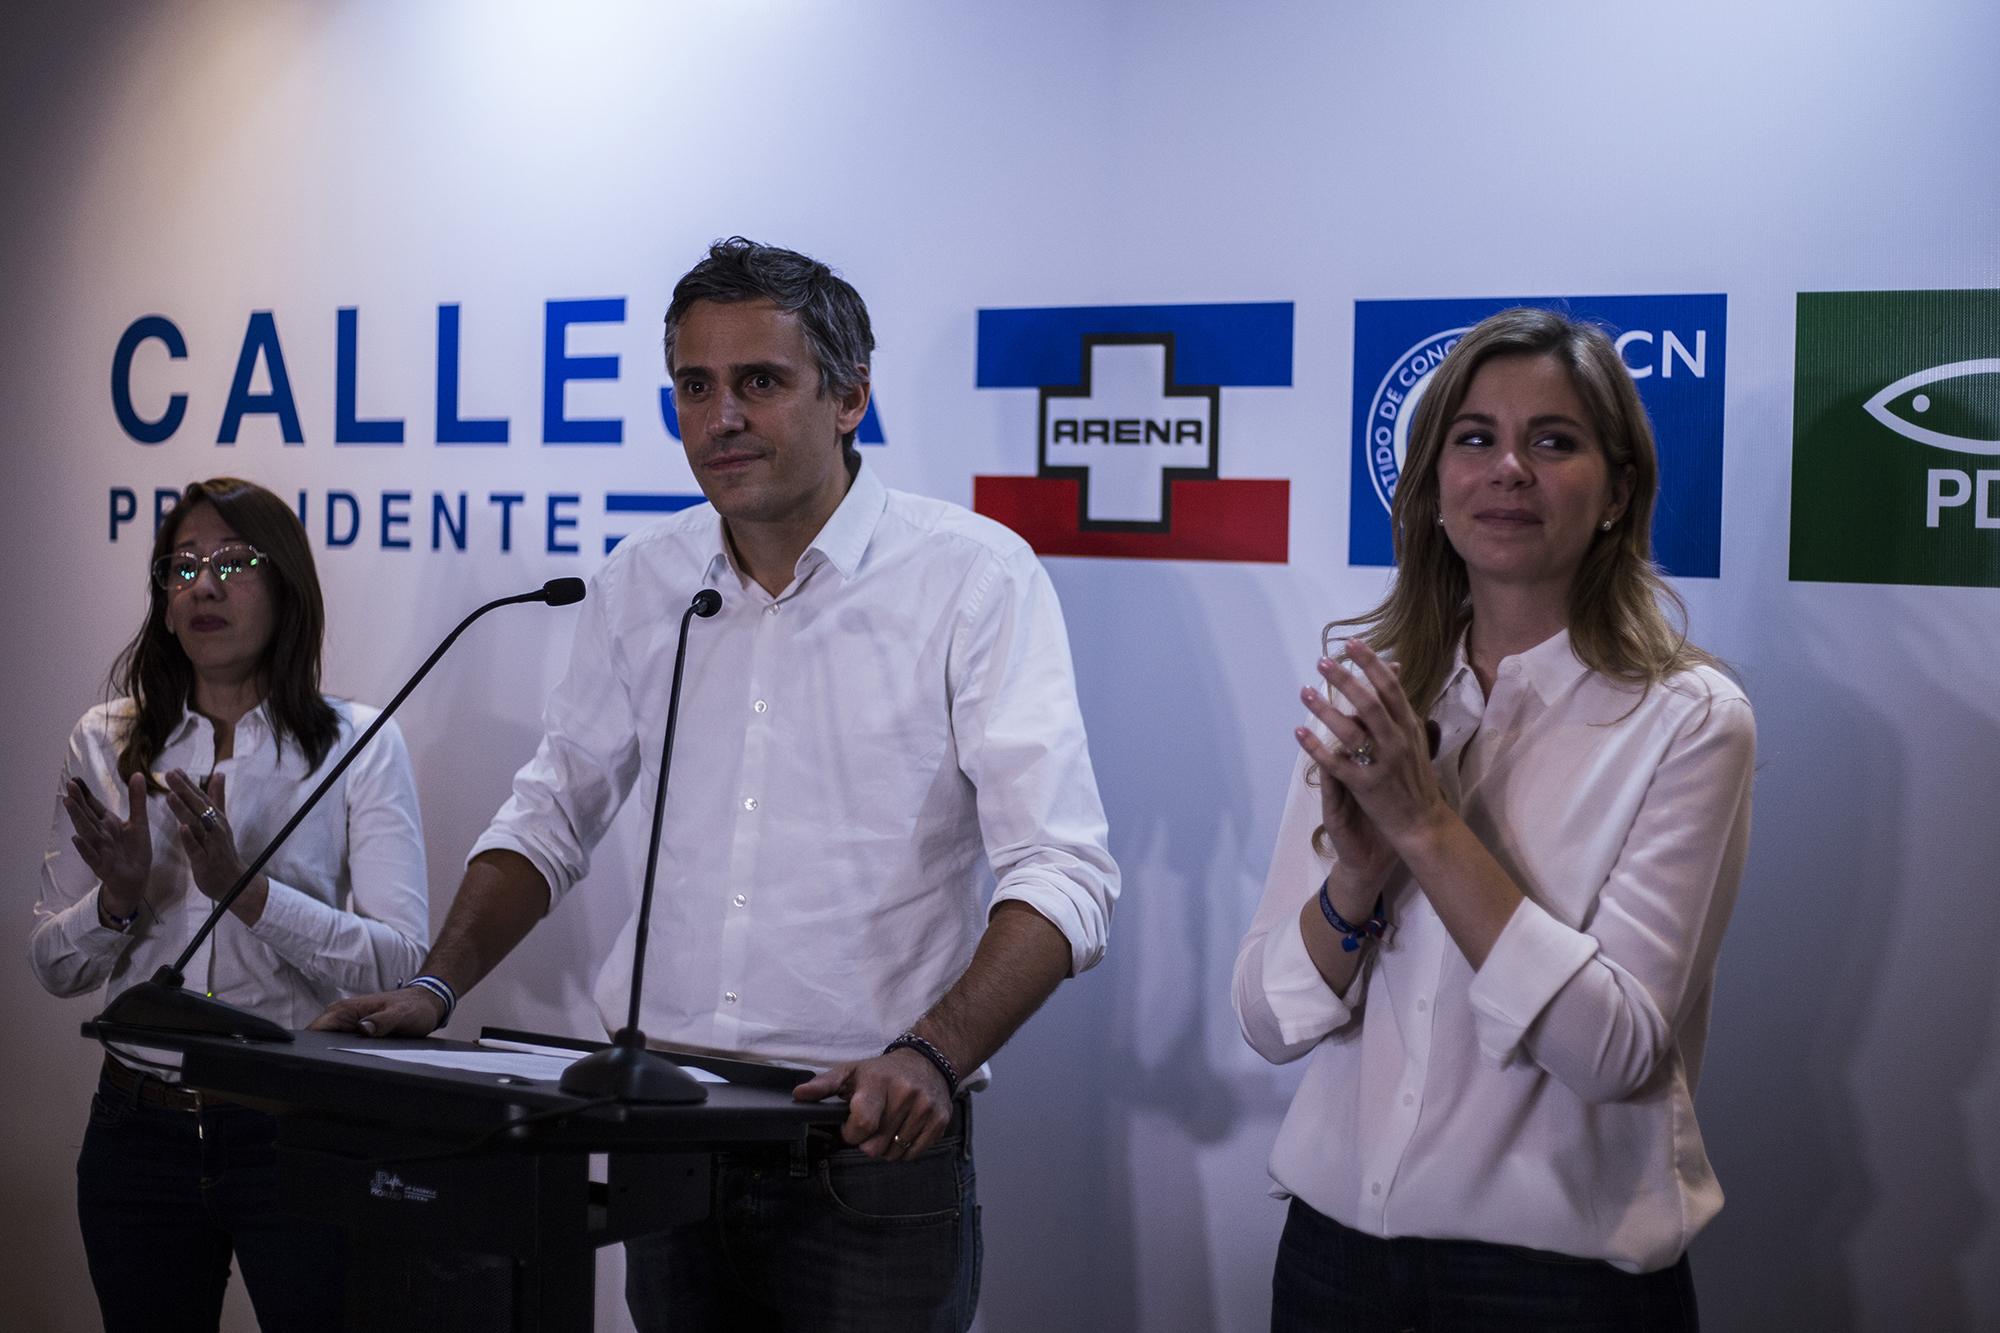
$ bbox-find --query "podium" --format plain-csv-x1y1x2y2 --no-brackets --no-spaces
81,1022,844,1331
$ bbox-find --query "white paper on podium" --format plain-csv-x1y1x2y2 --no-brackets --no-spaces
339,1044,725,1085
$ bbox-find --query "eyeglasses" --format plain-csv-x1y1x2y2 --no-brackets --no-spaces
151,542,270,591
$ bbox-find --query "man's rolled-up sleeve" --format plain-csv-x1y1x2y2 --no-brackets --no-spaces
950,548,1118,975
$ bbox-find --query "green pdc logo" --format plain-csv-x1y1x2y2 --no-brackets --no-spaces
1792,290,2000,587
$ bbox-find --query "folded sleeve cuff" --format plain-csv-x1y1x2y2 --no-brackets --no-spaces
991,873,1103,977
1261,914,1359,1046
467,830,568,908
1466,898,1598,1064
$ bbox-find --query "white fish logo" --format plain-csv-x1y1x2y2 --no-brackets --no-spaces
1861,358,2000,455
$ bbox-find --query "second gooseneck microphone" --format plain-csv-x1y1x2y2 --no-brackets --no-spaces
559,587,721,1102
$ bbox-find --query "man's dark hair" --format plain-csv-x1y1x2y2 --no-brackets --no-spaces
663,237,875,453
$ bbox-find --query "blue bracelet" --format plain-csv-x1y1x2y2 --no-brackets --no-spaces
401,974,458,1024
1318,880,1389,953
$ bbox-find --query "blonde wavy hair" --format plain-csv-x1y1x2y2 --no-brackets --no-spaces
1329,307,1716,714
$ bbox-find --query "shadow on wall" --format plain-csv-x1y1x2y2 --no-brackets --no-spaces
977,562,1299,1333
1694,621,1998,1331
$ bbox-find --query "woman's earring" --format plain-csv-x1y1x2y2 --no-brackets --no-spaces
1599,519,1613,531
1435,514,1445,527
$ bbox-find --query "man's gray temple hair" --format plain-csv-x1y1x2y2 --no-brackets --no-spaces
663,237,876,450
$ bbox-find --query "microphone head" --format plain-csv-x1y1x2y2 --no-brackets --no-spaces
543,577,587,607
691,589,722,618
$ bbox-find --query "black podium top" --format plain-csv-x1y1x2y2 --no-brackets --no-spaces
82,1023,844,1149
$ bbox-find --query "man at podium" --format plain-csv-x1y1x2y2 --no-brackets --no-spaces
315,237,1120,1332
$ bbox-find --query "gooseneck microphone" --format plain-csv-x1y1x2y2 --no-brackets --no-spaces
559,587,721,1103
94,578,589,1043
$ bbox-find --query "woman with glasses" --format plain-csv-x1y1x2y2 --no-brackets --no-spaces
1233,309,1755,1331
29,476,429,1333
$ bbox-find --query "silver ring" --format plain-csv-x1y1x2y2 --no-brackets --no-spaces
199,806,221,832
1349,741,1375,767
891,1133,903,1145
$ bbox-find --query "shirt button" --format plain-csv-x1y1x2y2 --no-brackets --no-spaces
764,604,779,616
742,797,758,811
1370,1182,1382,1197
724,991,738,1004
1402,1092,1415,1107
732,894,747,908
1416,998,1428,1012
752,700,767,714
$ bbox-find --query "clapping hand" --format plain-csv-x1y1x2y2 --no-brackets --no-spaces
62,773,153,921
162,769,249,903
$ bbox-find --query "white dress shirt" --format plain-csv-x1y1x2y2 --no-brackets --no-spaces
472,461,1118,1074
1233,629,1755,1273
32,699,430,1036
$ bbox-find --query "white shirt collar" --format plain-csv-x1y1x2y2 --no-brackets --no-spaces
699,457,888,590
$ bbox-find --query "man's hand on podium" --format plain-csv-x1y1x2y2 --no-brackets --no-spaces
793,1048,953,1161
310,985,448,1038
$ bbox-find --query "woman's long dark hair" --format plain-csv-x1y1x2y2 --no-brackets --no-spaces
111,477,337,785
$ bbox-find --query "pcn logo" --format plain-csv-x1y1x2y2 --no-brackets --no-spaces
973,303,1292,562
1350,295,1728,578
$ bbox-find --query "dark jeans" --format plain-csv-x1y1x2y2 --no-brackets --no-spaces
1272,1197,1699,1333
626,1101,981,1332
76,1072,348,1333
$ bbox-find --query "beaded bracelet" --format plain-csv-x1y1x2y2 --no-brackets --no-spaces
884,1030,959,1096
1318,880,1389,953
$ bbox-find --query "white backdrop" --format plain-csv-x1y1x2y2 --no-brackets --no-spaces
4,2,1997,1329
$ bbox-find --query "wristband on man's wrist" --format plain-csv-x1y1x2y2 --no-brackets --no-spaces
401,974,458,1025
1317,878,1389,953
884,1030,959,1096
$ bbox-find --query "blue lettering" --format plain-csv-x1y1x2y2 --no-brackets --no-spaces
218,312,304,444
335,308,404,445
381,491,412,549
109,488,138,540
1664,329,1706,379
111,316,188,444
326,491,360,547
431,493,468,550
543,298,624,444
436,304,508,444
489,492,524,552
547,493,580,554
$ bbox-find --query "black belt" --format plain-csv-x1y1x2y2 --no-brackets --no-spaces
101,1054,226,1113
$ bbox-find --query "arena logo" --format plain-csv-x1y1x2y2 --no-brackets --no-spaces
972,303,1292,562
104,302,888,556
1350,295,1728,578
1792,290,2000,587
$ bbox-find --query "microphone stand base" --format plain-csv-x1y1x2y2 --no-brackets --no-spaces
95,979,293,1043
559,1029,709,1103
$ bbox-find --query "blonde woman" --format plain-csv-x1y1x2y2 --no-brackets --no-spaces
1234,309,1754,1331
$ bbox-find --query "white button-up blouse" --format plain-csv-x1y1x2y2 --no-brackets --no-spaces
32,699,430,1034
1233,630,1755,1273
